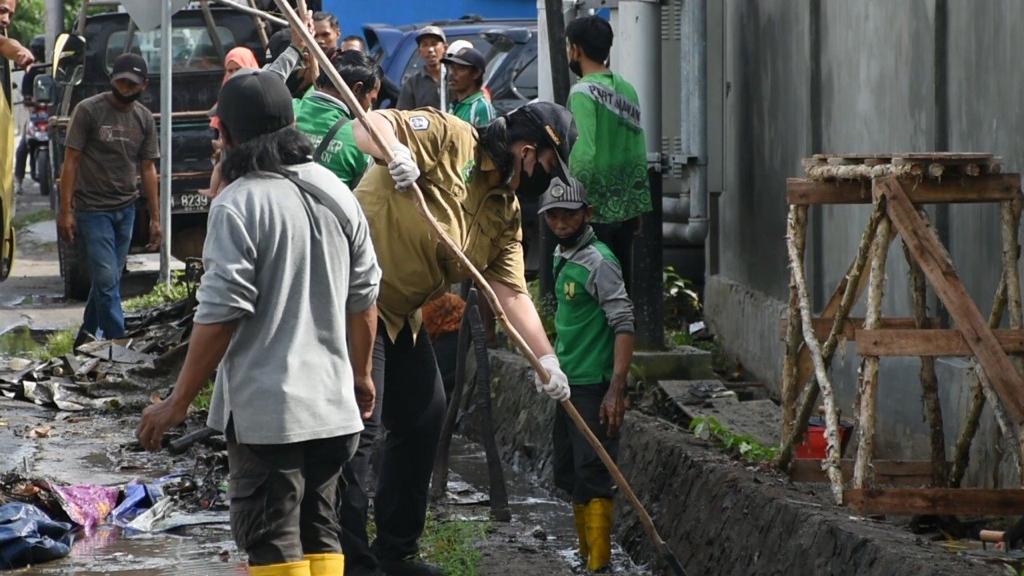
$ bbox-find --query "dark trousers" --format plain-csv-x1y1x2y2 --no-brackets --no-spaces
226,424,359,566
340,320,447,571
553,382,619,504
592,218,638,293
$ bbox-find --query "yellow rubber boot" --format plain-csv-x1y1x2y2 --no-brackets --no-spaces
305,553,344,576
573,503,589,563
584,498,614,572
248,559,311,576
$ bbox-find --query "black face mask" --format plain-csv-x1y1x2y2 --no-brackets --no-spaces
516,157,551,197
112,88,142,104
556,225,588,248
568,58,583,78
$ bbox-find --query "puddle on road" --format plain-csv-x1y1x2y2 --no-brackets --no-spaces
22,525,245,576
0,326,44,356
446,437,649,575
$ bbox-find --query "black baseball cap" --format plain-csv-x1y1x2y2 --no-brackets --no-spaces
216,69,294,144
539,175,588,213
111,53,148,84
442,47,486,72
509,101,577,173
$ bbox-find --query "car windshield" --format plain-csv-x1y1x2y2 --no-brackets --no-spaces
401,34,493,84
105,26,237,74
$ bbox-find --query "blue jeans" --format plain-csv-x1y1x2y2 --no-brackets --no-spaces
76,205,135,339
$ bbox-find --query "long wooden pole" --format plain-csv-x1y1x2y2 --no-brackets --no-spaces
776,198,886,471
786,205,845,504
269,0,685,568
903,237,945,487
781,207,807,439
1001,197,1024,486
852,212,892,489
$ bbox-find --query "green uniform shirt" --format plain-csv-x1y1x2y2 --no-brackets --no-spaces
568,72,652,224
553,227,635,385
293,91,371,188
448,90,495,127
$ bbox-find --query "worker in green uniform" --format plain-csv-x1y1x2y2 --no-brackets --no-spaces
566,15,653,287
291,50,380,187
540,174,634,573
442,46,495,127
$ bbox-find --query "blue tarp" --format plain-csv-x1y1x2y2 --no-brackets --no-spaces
0,503,74,569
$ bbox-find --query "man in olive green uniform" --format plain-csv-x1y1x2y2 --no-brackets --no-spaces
342,103,576,576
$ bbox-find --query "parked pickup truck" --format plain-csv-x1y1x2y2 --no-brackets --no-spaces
37,4,271,300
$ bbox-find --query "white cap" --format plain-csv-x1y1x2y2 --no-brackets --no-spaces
446,39,474,57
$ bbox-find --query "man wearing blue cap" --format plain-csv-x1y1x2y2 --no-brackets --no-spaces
442,46,494,127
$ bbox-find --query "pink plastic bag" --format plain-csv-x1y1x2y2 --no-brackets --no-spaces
48,484,120,531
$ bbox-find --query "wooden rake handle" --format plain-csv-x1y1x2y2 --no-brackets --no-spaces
270,0,674,556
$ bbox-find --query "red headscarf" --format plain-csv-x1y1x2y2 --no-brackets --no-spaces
210,47,260,131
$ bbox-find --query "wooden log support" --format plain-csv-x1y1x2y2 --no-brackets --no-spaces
787,174,1021,205
903,239,945,487
852,212,893,489
1001,198,1024,486
789,459,941,487
776,198,886,471
785,205,845,504
878,176,1024,426
855,329,1024,356
846,488,1024,516
781,206,808,439
778,317,938,340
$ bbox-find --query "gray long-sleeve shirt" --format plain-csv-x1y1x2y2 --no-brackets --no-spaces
197,162,381,445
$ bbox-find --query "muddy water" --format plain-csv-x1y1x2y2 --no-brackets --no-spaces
446,437,648,575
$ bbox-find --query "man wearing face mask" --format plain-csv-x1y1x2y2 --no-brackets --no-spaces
338,102,575,576
565,15,651,290
58,53,161,346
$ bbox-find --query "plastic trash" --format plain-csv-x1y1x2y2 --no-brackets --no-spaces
49,484,120,531
0,502,74,569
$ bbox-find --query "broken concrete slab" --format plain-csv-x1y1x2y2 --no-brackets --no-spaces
658,379,781,446
632,347,714,381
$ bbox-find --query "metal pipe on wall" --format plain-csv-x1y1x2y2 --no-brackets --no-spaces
158,0,173,285
663,0,709,245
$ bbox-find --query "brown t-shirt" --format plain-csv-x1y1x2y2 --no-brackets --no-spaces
65,93,160,211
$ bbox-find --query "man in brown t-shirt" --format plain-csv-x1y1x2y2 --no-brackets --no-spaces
58,53,161,344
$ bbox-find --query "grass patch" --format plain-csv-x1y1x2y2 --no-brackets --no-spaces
34,328,76,361
193,380,215,411
420,514,487,576
123,273,191,312
0,326,77,361
12,209,53,229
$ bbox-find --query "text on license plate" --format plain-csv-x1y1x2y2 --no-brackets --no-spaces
174,193,210,211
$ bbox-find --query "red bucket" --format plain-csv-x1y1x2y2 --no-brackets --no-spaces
795,419,853,459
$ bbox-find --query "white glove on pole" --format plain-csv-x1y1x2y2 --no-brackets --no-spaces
387,143,420,190
535,354,571,401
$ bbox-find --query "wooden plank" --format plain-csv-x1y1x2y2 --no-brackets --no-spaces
878,176,1024,426
787,174,1021,205
778,317,937,341
789,459,937,487
846,488,1024,516
857,329,1024,356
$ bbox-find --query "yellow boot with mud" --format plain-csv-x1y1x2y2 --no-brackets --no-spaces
573,503,590,563
584,498,613,572
305,553,344,576
247,559,311,576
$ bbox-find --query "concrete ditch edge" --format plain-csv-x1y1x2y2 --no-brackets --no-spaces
484,350,991,576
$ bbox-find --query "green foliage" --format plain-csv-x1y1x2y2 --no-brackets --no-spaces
123,273,191,312
689,416,778,463
12,209,52,228
7,0,43,46
663,266,701,338
192,380,215,411
419,514,487,576
34,327,75,361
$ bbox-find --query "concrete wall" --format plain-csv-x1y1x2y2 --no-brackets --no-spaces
709,0,1023,485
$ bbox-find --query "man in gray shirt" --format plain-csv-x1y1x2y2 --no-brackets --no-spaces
58,53,161,345
396,26,447,110
136,69,381,576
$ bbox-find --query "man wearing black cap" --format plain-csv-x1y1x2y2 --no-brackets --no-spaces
396,26,447,110
337,101,576,575
442,46,494,127
58,53,161,346
137,68,381,576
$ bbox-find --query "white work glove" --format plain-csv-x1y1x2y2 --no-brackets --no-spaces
387,143,420,190
535,354,570,401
